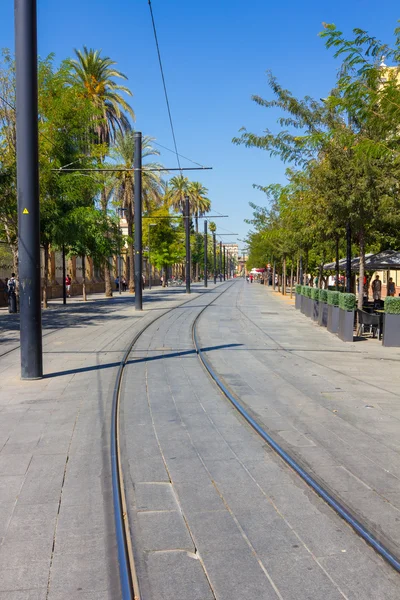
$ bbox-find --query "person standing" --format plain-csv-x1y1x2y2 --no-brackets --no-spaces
142,274,145,291
371,274,382,303
7,273,17,313
65,274,72,298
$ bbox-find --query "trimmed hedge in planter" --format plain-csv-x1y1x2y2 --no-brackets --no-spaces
319,289,328,303
338,293,355,342
310,288,319,321
383,297,400,346
327,290,339,333
318,289,328,327
327,290,339,306
295,284,302,295
339,293,356,312
384,297,400,314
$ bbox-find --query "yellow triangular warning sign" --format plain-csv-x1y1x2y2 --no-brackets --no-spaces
22,208,29,214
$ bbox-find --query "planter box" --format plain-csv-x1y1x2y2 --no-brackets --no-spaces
327,305,339,334
312,299,319,322
382,313,400,346
338,309,354,342
302,296,311,318
301,295,307,315
318,302,328,327
295,293,301,310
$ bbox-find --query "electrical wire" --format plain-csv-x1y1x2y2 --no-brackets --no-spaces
151,140,205,168
148,0,182,173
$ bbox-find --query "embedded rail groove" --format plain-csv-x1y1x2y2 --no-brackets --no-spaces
111,282,234,600
192,281,400,574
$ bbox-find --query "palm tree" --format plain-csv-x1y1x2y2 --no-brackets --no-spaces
165,175,190,213
67,47,135,145
67,47,135,296
112,130,165,292
187,181,211,281
187,181,211,233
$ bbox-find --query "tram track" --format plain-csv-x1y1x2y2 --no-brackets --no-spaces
192,280,400,574
111,282,234,600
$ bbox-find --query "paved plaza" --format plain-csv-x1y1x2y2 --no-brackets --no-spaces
0,281,400,599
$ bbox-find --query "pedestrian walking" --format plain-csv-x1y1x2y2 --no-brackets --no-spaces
65,274,71,298
115,276,119,291
121,276,127,292
142,274,145,291
7,273,17,313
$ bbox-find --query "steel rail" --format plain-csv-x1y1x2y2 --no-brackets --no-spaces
111,282,233,599
192,280,400,573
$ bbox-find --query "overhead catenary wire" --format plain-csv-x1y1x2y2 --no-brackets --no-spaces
151,140,206,168
148,0,182,173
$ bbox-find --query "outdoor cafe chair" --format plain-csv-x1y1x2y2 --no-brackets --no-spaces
357,309,381,339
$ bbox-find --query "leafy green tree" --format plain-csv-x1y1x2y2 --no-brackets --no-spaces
112,130,165,291
67,46,135,297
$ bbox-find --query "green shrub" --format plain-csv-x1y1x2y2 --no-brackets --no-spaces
301,285,306,296
306,286,312,298
384,296,400,314
327,290,339,306
339,292,356,311
311,288,319,300
295,284,302,295
319,289,328,303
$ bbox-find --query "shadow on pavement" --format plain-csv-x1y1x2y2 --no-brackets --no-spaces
43,343,242,379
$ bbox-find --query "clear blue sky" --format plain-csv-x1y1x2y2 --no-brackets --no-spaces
2,1,399,248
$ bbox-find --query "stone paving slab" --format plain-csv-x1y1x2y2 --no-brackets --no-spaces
122,282,400,600
0,284,212,599
196,281,400,561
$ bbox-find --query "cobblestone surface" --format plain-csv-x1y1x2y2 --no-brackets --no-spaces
123,281,400,600
0,285,210,599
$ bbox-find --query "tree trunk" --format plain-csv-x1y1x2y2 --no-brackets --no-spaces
128,218,134,293
43,243,49,309
304,249,309,285
82,255,87,301
358,229,365,310
273,262,276,290
319,262,324,288
296,258,299,285
335,235,340,291
101,186,113,297
282,257,286,295
290,264,293,298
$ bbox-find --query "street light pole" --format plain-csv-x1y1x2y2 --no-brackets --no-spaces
223,246,226,281
213,233,217,284
185,195,191,294
219,241,222,282
204,220,208,288
15,0,42,379
134,132,143,310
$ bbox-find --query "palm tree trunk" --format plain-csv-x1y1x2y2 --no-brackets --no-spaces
101,186,113,297
128,218,135,293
